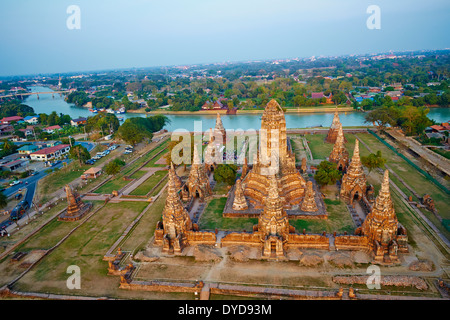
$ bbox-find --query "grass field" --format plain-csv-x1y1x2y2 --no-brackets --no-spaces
13,201,156,298
305,133,372,160
357,133,450,239
120,190,167,254
130,170,147,179
199,197,258,231
289,186,355,234
37,166,87,202
94,177,130,194
129,170,168,196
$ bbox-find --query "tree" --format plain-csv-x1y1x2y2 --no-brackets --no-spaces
104,160,123,175
86,113,120,136
68,144,91,165
364,106,399,131
314,161,342,186
213,164,238,186
331,91,347,105
117,120,145,145
0,101,34,118
117,115,168,145
361,151,386,172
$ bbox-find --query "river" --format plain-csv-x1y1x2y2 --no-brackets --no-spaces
25,86,450,132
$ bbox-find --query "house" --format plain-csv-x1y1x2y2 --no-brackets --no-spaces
23,115,39,124
429,125,446,133
34,140,61,149
82,167,102,179
9,135,27,142
70,117,87,126
386,91,403,98
18,126,34,137
311,92,332,103
30,144,70,161
0,124,14,136
0,159,29,172
425,132,445,141
369,87,382,93
1,116,24,124
17,144,39,155
43,125,62,134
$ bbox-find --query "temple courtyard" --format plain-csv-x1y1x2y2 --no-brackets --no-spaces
0,103,449,300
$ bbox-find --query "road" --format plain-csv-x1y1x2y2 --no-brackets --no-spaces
0,141,97,229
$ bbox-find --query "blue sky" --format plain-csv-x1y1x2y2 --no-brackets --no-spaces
0,0,449,76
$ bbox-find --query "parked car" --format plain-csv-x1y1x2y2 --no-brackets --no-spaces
14,193,22,200
124,149,133,154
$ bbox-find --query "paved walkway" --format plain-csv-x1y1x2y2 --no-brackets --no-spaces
120,167,167,196
387,129,450,176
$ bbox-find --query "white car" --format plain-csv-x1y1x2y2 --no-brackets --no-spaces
10,180,20,186
124,149,133,154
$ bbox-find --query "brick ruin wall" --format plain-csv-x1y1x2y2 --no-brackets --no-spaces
286,234,330,250
334,235,369,251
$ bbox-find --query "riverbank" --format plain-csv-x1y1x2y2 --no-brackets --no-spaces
126,105,355,115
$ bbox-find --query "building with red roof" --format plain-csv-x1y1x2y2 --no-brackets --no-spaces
1,116,24,124
44,125,62,134
30,144,70,161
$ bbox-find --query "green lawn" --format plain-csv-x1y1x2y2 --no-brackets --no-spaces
149,176,168,197
305,134,333,160
199,197,258,231
13,201,150,297
130,170,147,179
143,142,169,168
145,150,169,167
94,178,130,194
357,133,450,239
120,190,168,254
289,187,355,234
129,170,168,196
305,132,372,161
37,166,88,202
431,148,450,160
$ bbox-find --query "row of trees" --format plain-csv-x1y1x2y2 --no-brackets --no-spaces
117,115,168,145
364,105,433,135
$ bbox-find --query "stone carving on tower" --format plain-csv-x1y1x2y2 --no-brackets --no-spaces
243,99,306,208
214,113,226,145
326,108,347,143
359,170,408,263
301,181,318,212
328,126,349,171
169,162,182,190
160,173,193,254
183,145,212,202
204,128,221,173
340,140,367,204
258,175,290,257
232,179,248,211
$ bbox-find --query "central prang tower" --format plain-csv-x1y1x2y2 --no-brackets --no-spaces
243,99,307,208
